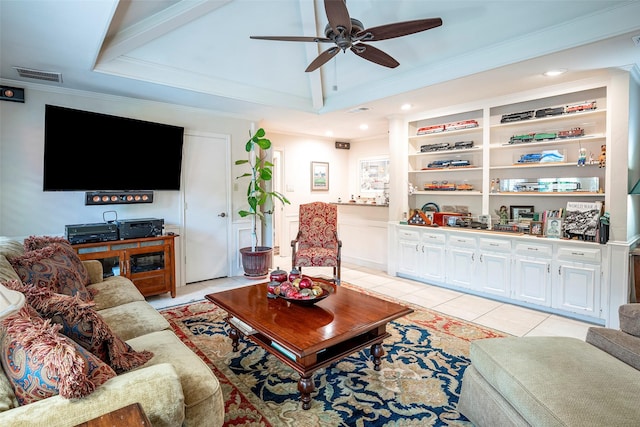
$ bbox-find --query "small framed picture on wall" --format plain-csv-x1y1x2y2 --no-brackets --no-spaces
311,161,329,191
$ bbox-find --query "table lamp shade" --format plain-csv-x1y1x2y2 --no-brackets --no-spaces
0,284,25,319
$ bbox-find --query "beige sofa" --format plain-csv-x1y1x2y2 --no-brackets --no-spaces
0,236,224,427
458,304,640,426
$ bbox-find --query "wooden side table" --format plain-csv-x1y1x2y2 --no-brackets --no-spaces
75,403,151,427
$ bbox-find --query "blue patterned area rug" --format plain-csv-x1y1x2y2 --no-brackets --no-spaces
160,284,505,426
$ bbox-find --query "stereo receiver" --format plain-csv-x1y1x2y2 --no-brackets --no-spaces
117,218,164,239
65,222,119,244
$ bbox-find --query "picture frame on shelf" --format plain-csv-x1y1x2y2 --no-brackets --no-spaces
545,218,563,238
510,205,534,221
529,221,544,236
311,161,329,191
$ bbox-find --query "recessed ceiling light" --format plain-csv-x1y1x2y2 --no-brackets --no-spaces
401,103,412,111
543,69,567,77
359,124,369,130
325,130,333,137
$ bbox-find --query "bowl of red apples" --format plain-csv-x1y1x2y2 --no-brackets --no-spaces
269,276,332,306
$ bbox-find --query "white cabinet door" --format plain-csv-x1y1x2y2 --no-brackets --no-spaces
421,231,446,283
446,234,477,289
397,228,421,277
552,247,601,316
514,258,552,306
479,252,511,296
398,238,421,277
478,237,512,297
513,242,553,306
553,261,600,316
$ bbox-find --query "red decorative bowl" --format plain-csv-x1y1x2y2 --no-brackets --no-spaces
279,284,332,306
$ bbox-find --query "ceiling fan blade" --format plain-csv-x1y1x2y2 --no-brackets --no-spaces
358,18,443,42
324,0,351,34
350,43,399,68
305,46,340,72
250,35,332,43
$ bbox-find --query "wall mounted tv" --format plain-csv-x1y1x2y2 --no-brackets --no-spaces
43,105,184,191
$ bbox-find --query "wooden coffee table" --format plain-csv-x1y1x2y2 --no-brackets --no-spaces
205,278,413,410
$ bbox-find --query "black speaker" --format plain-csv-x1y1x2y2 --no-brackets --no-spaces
0,86,25,103
85,191,154,205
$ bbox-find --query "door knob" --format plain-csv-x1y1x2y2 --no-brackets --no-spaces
218,212,226,217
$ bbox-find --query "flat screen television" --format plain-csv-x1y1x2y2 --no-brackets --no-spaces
43,105,184,191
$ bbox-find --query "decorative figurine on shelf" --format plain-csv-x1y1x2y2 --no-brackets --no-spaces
490,179,497,193
589,152,595,165
598,144,606,168
494,205,508,225
578,147,587,166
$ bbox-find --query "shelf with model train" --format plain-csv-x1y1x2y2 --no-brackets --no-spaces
408,111,484,199
489,88,606,208
405,86,607,234
393,81,632,326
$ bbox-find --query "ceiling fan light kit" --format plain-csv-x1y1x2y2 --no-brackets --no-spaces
250,0,442,72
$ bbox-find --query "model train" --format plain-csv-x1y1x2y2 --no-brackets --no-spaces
416,120,478,135
516,153,543,163
500,101,596,123
508,127,584,144
513,181,581,192
424,181,457,191
516,150,565,164
420,140,474,152
423,181,474,191
509,132,557,144
426,159,471,169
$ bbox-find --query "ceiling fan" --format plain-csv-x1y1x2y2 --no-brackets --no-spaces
250,0,443,72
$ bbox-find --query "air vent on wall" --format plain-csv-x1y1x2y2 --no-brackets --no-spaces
13,67,62,83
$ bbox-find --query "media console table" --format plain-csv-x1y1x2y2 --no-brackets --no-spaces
72,235,176,298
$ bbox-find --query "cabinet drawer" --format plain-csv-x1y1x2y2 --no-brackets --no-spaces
515,242,552,257
557,247,601,262
423,232,445,244
133,274,169,296
479,238,511,252
448,235,476,248
398,229,420,240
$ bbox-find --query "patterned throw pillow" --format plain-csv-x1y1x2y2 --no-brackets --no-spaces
9,244,92,301
23,235,70,251
23,237,91,287
3,280,153,374
0,305,116,405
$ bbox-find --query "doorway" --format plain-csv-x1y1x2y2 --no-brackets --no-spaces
183,132,231,283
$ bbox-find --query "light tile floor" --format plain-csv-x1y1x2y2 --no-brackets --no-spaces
147,255,596,340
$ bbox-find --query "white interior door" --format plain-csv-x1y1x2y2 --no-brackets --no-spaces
183,132,230,283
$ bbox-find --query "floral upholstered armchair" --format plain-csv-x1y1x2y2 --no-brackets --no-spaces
291,202,342,284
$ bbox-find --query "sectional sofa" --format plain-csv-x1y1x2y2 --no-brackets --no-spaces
459,304,640,426
0,236,224,427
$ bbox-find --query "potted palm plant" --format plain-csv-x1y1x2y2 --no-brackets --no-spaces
235,127,290,277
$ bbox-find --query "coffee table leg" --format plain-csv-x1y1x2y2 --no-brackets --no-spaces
298,373,314,410
371,343,384,371
229,327,240,352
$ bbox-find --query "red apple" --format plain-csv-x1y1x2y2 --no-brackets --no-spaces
298,277,313,289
